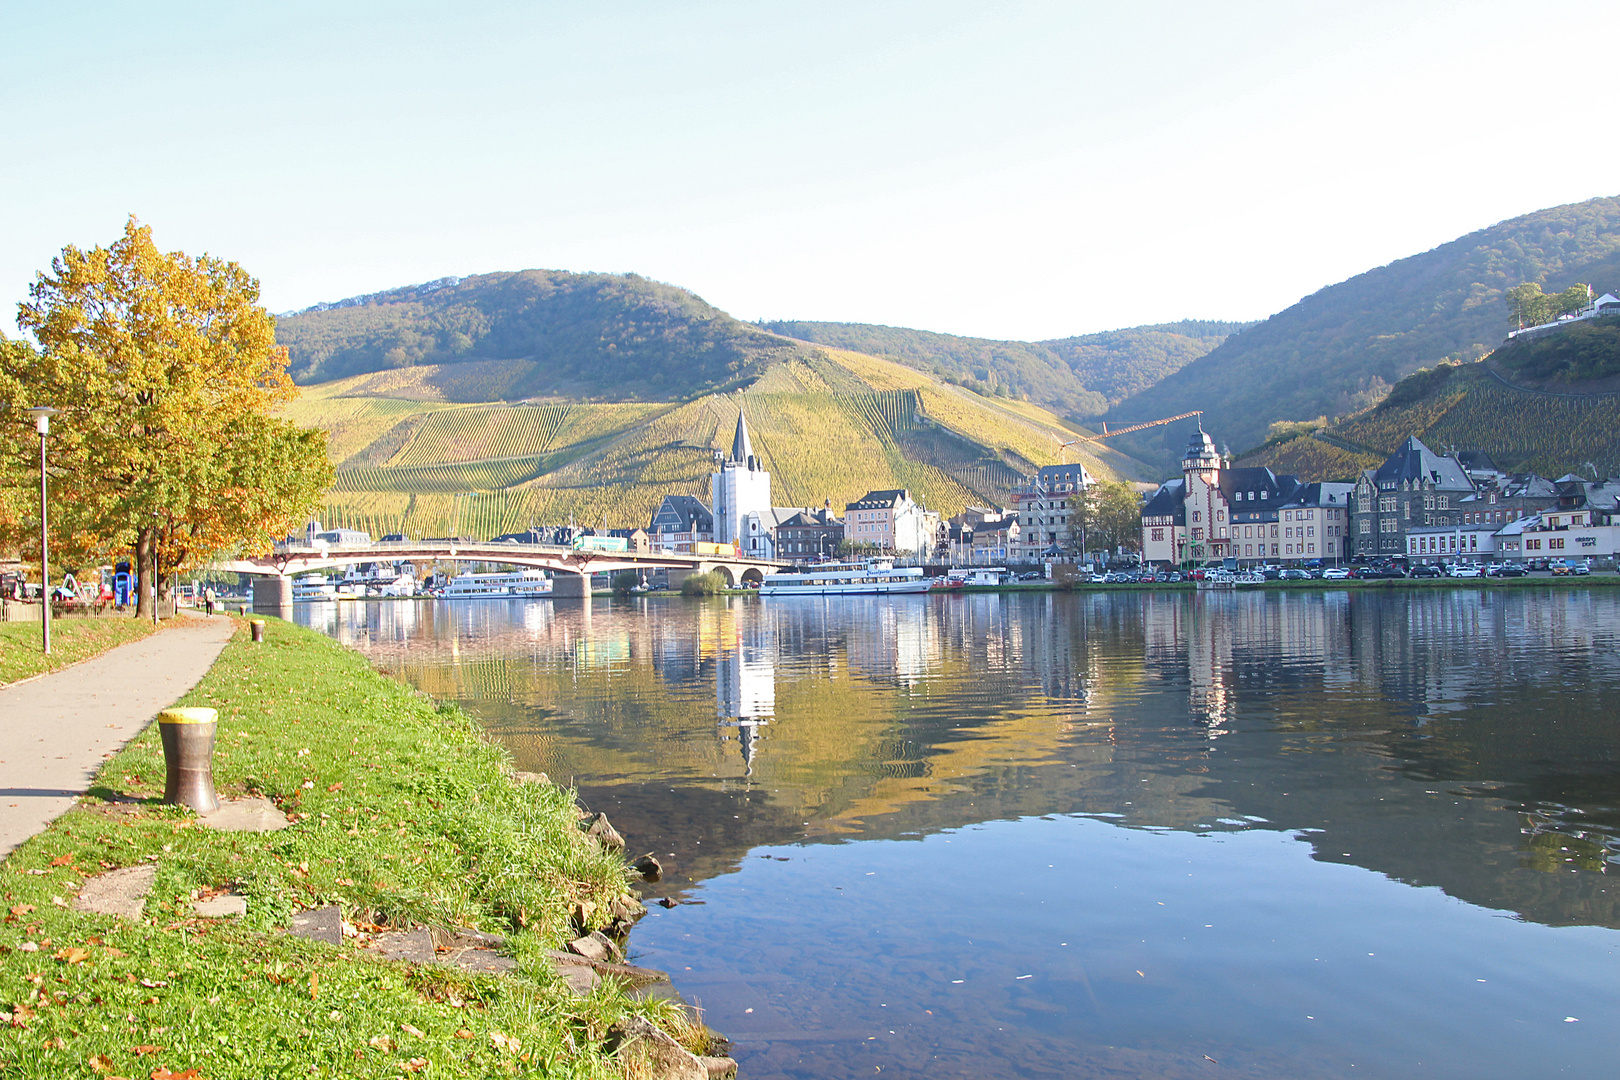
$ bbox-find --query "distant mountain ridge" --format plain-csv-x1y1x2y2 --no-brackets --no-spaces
277,269,813,400
1110,194,1620,470
762,319,1248,419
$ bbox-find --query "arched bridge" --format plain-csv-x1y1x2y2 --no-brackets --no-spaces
215,540,789,605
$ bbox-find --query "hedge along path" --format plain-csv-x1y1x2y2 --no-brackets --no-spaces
0,617,678,1080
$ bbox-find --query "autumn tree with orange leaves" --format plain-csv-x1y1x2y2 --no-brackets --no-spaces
0,218,331,618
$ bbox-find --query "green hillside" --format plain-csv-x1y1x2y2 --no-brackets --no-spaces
287,348,1155,540
1110,194,1620,469
1240,332,1620,480
761,319,1246,419
276,270,813,399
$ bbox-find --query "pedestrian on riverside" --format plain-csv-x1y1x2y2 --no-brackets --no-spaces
204,585,216,615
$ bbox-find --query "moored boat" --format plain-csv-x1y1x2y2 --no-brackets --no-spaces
759,559,930,597
435,569,553,599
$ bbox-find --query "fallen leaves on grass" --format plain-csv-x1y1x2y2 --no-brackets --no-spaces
50,855,74,867
88,1053,116,1073
397,1059,427,1074
368,1035,395,1052
54,946,91,964
399,1023,424,1038
130,1045,165,1055
150,1069,203,1080
489,1031,520,1052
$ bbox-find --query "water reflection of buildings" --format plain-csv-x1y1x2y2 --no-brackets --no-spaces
716,616,776,775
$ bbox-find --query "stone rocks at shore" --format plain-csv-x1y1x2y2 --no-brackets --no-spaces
632,854,663,881
584,811,625,850
608,1016,710,1080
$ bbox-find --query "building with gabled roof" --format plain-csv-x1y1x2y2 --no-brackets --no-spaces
845,488,940,555
649,494,714,551
1352,436,1476,557
1141,426,1354,565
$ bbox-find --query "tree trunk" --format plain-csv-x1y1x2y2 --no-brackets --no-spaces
135,528,154,621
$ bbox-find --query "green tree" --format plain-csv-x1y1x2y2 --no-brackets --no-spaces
609,569,640,596
1506,283,1551,329
1066,479,1143,560
1554,284,1593,317
0,218,333,618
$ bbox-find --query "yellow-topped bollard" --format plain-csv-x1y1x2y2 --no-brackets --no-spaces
158,707,219,813
248,618,266,643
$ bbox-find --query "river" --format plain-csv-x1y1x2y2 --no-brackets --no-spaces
295,587,1620,1079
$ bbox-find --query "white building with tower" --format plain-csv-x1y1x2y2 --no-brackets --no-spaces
712,410,772,549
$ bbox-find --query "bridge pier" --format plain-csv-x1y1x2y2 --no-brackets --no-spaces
251,575,292,614
550,571,591,601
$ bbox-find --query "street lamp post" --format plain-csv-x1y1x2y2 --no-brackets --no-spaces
25,408,58,654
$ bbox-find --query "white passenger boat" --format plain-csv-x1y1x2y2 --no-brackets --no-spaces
436,569,553,599
759,559,931,597
292,575,339,601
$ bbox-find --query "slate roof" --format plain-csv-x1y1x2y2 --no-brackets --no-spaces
847,489,911,511
650,494,714,533
730,412,755,464
1141,479,1186,523
1372,436,1473,492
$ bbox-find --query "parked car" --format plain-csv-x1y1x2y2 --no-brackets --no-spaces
1278,568,1309,580
1410,564,1444,578
1163,571,1183,583
1447,564,1483,578
1321,567,1352,580
1527,558,1550,572
1556,558,1592,576
1017,571,1043,582
1488,563,1527,577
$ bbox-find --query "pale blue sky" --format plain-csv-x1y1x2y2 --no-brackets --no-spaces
4,2,1617,341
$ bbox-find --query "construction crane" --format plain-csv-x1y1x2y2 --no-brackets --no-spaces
1057,411,1203,460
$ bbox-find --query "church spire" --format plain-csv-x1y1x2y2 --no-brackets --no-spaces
731,410,755,466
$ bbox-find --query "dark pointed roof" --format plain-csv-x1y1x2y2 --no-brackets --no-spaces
1372,436,1472,491
731,411,754,464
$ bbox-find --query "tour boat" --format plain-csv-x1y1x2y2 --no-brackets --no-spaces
435,569,553,599
291,575,339,601
759,559,931,597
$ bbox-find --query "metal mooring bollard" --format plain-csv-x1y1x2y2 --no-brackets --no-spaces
249,617,266,643
158,707,220,813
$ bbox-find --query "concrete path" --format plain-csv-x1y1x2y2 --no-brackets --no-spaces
0,614,235,860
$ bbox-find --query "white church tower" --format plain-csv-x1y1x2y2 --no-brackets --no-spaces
711,410,771,548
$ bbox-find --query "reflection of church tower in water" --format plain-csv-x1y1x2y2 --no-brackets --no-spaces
717,614,776,775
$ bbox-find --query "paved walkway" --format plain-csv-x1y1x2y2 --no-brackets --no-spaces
0,614,235,860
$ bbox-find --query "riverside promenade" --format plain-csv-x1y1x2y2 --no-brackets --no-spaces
0,614,234,860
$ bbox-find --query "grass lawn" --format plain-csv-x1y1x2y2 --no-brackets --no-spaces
0,617,693,1078
0,616,157,688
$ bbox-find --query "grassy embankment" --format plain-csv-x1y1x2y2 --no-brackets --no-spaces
0,617,695,1079
0,617,157,687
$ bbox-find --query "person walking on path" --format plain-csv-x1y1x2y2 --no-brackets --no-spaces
0,612,235,860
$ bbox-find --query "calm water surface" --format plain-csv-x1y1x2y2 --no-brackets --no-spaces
297,588,1620,1079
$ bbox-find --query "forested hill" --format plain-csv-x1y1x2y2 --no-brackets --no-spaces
276,270,811,400
761,319,1246,419
1108,194,1620,470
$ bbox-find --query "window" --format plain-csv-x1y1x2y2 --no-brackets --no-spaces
1307,526,1314,537
1308,544,1315,554
1192,511,1201,523
1550,537,1565,550
1151,528,1164,542
1438,496,1449,509
1192,527,1204,540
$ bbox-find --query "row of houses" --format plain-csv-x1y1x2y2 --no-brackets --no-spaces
644,411,944,563
1139,423,1620,566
